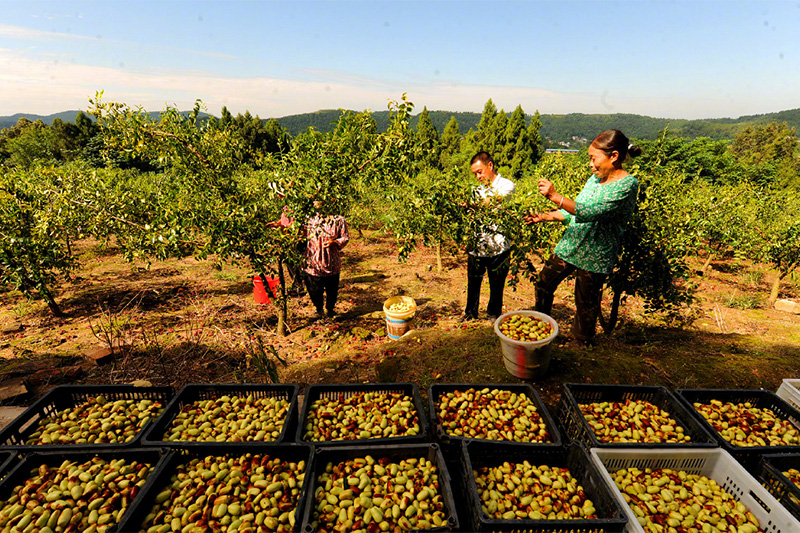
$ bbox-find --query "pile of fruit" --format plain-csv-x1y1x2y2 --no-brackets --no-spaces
0,456,152,532
473,461,597,520
692,400,800,447
387,301,413,313
162,395,291,442
610,467,762,532
783,468,800,489
141,453,305,533
436,388,551,443
311,454,448,531
302,392,421,442
498,314,552,342
579,399,692,444
24,396,165,445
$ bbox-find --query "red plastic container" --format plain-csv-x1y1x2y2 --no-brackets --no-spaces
253,275,279,304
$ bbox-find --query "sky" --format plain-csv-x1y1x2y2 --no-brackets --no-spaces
1,0,798,120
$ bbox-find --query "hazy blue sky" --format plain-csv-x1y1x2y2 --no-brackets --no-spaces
1,0,798,119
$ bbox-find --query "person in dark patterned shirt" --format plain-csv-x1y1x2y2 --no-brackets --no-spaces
524,130,641,345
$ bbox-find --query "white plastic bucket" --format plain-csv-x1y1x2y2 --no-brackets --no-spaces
383,296,416,340
493,310,559,379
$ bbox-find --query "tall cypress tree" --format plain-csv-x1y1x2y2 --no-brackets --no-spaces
528,110,543,165
415,107,440,169
439,116,462,170
503,105,531,179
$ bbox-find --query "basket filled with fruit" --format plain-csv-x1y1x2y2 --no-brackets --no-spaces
560,383,718,449
383,296,416,340
675,388,800,470
462,440,629,532
591,447,800,533
0,384,172,451
493,310,559,379
116,444,311,533
0,447,167,533
759,453,800,521
300,443,459,532
141,383,299,447
296,383,429,446
429,383,562,454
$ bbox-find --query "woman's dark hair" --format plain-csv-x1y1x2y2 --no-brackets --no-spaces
591,129,642,160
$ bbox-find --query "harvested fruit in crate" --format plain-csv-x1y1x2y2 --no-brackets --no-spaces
25,396,165,445
472,461,597,520
784,468,800,489
611,467,762,532
0,456,152,532
312,454,448,531
163,395,290,442
141,453,305,533
693,400,800,447
436,388,551,442
579,399,691,444
498,314,552,341
303,392,420,442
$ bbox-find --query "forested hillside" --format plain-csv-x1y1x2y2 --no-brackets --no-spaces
5,106,799,147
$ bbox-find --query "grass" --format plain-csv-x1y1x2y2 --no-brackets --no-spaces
722,290,763,310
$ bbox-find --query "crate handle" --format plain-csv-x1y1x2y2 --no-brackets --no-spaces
748,490,772,513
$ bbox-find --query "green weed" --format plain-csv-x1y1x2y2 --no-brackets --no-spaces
723,290,763,310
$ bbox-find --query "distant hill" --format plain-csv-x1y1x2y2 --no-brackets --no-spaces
3,107,799,146
277,108,800,145
0,110,88,130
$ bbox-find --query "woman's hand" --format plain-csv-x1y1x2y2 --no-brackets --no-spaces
538,178,556,200
524,210,562,225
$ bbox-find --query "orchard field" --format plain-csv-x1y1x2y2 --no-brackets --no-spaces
0,229,798,409
1,94,800,410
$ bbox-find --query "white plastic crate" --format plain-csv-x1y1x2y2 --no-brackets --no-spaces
590,447,800,533
777,379,800,412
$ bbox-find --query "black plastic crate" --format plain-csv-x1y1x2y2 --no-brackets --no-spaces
117,443,313,533
0,447,166,533
0,451,18,482
141,383,299,447
300,443,459,532
760,453,800,521
296,383,429,446
675,388,800,471
560,383,718,449
462,440,628,533
428,383,562,459
0,385,173,451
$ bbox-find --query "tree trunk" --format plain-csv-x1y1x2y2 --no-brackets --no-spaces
768,270,786,306
275,258,289,336
38,285,65,318
700,252,714,275
435,215,444,274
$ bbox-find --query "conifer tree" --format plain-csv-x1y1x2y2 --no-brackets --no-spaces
528,110,543,165
415,107,440,169
439,116,462,169
503,105,532,179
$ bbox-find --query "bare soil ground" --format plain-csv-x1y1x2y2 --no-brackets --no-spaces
1,232,799,414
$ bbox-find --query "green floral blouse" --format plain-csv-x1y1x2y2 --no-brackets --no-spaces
554,174,639,274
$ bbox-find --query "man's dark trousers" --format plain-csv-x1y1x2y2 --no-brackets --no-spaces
465,248,511,319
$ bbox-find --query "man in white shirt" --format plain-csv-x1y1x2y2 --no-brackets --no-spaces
461,151,516,322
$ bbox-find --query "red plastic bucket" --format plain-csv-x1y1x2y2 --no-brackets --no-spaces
253,275,280,304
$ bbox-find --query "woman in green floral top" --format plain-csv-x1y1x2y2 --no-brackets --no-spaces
524,130,642,345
